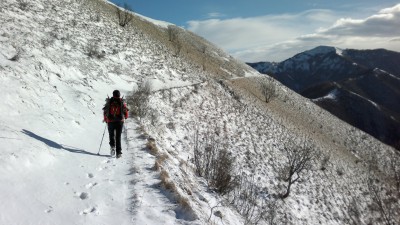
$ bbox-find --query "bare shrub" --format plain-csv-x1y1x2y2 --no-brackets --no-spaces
116,3,133,27
347,198,362,225
160,169,179,193
367,178,399,225
91,11,101,22
146,138,158,156
193,131,235,194
167,25,182,56
167,25,179,42
127,81,151,121
265,200,279,225
226,173,283,224
86,41,105,59
154,153,169,171
320,154,330,171
279,138,316,199
260,79,277,103
70,19,77,27
228,174,268,224
17,0,29,11
200,45,207,71
336,167,344,176
41,37,54,48
149,109,159,126
160,169,171,185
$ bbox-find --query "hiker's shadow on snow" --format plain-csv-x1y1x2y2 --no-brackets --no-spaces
21,129,108,157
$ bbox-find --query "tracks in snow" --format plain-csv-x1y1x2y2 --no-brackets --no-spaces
124,119,196,225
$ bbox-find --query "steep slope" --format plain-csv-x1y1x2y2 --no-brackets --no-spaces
249,46,400,150
0,0,254,224
342,49,400,78
1,1,399,225
302,69,400,148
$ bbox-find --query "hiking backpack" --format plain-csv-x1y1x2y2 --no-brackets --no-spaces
103,97,125,121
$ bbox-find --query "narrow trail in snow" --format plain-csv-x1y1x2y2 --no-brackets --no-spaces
58,123,139,224
124,120,190,225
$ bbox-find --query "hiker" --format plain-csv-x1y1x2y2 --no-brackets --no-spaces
103,90,129,158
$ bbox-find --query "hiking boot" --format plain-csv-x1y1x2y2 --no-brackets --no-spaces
110,147,116,156
116,153,122,159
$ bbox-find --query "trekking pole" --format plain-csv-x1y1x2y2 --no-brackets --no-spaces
97,124,107,155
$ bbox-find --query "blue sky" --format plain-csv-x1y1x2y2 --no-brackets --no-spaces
110,0,400,62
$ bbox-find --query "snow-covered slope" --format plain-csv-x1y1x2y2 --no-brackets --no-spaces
0,0,251,224
1,0,399,225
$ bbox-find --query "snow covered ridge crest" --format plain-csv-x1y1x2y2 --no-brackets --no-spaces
1,0,400,224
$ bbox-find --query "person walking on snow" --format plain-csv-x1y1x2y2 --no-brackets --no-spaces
103,90,129,158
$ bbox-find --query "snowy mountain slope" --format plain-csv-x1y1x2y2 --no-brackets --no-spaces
248,46,368,92
144,75,400,224
0,0,253,224
1,0,399,225
249,46,400,150
302,72,400,149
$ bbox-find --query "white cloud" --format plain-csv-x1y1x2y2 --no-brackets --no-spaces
188,9,339,51
321,4,400,37
187,4,400,62
206,12,226,19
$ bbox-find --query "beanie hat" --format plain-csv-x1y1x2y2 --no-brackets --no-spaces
113,90,120,97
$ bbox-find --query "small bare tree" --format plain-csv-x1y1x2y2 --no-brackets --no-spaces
127,81,151,121
201,45,207,71
167,25,182,56
279,139,316,199
260,80,277,103
116,3,133,27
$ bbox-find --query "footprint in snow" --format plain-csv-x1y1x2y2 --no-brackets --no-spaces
85,182,98,189
10,153,18,159
98,166,109,171
102,159,111,164
44,206,53,213
76,192,90,200
80,206,97,215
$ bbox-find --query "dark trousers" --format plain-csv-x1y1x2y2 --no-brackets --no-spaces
108,121,124,154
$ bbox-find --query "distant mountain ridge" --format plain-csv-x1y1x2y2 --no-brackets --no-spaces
248,46,400,150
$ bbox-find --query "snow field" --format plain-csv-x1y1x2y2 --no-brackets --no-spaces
0,0,208,224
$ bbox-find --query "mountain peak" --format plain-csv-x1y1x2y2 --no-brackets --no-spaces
303,46,341,56
300,45,343,56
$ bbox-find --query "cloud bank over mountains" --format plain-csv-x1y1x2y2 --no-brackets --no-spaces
187,4,400,62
